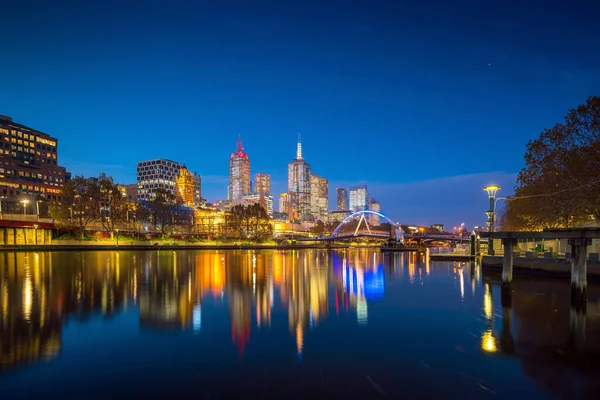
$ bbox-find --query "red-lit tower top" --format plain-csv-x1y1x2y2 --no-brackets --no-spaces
231,134,249,159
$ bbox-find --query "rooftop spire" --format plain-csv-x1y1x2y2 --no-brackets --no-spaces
296,132,303,160
236,134,243,153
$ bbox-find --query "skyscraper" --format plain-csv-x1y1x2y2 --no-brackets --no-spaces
254,173,271,196
287,135,311,220
349,184,368,212
336,188,348,210
229,135,250,201
137,158,182,201
368,198,380,226
310,174,328,221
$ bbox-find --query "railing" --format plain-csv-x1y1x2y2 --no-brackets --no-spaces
0,213,53,223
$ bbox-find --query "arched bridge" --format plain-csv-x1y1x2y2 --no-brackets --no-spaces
331,210,399,238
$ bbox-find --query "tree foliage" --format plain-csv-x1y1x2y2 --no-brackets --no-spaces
49,176,100,237
501,96,600,230
224,203,273,240
147,188,179,235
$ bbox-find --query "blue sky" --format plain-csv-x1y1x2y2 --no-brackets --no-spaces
1,0,599,228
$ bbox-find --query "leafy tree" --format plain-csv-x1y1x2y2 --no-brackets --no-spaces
49,176,100,238
224,203,272,240
98,178,128,235
501,96,600,230
147,188,179,236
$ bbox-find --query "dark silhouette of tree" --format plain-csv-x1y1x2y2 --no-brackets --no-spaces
501,96,600,230
147,188,178,236
224,203,272,240
98,178,128,235
49,176,100,238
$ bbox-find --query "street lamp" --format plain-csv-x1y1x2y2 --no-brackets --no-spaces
21,199,30,220
36,200,43,221
33,224,39,245
484,185,501,256
483,185,501,232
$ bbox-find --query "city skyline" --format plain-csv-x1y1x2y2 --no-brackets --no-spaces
1,1,598,228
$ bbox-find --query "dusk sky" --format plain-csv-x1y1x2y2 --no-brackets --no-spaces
1,0,599,228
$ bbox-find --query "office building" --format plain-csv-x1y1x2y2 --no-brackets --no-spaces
239,193,274,217
310,174,328,221
0,114,71,200
329,210,351,223
176,166,202,208
349,183,368,212
229,135,251,200
368,198,381,226
254,173,271,196
287,135,311,220
137,158,182,201
336,188,348,210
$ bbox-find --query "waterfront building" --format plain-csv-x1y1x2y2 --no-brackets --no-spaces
287,135,311,220
136,158,181,201
176,166,202,208
349,184,368,212
336,188,348,210
124,184,138,201
215,200,232,212
254,173,271,196
0,114,71,200
368,198,380,226
229,136,251,200
310,174,328,221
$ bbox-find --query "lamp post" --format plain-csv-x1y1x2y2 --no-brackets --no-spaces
484,185,501,256
36,200,43,221
21,199,30,220
33,224,39,245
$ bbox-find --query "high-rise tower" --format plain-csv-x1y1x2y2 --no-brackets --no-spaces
229,135,251,201
287,134,311,220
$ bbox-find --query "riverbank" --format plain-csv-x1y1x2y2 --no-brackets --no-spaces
0,242,372,252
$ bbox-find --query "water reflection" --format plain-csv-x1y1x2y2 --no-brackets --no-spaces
0,250,599,398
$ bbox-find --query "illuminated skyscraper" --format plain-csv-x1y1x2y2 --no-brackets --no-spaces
229,135,251,201
336,188,348,210
349,184,368,212
287,135,311,220
368,198,380,226
176,166,202,208
310,174,328,221
254,173,271,196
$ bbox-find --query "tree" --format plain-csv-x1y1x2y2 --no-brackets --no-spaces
49,176,100,238
147,188,178,236
98,178,128,235
224,204,272,240
501,96,600,230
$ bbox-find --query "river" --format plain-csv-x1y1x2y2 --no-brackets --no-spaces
0,249,599,399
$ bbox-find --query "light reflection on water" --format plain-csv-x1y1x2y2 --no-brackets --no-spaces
0,249,599,399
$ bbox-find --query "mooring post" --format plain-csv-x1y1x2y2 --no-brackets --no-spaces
470,234,476,257
501,238,516,287
569,238,590,307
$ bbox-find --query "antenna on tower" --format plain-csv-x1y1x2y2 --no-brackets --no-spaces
296,132,303,160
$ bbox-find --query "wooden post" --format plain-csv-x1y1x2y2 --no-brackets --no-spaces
501,238,516,286
569,238,590,307
470,234,476,257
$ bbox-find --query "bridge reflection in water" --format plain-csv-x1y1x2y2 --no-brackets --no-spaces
0,250,599,398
